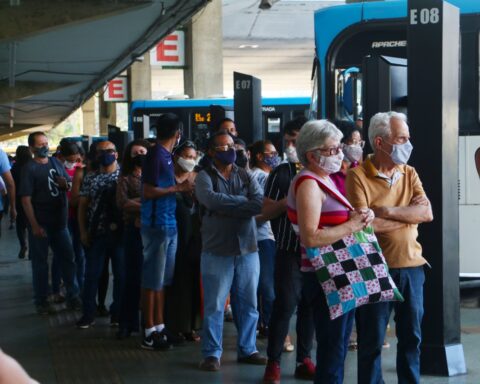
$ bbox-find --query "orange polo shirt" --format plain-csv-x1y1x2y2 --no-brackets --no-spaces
345,155,427,268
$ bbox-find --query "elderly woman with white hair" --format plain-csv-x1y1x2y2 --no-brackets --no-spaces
286,119,374,383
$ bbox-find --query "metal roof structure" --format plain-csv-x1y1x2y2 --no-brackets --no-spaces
0,0,209,140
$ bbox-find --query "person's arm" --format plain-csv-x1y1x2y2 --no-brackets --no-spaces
78,195,91,247
70,167,84,208
195,170,249,212
262,197,287,221
143,180,192,200
2,171,16,221
116,176,141,214
224,174,263,219
21,196,45,238
296,179,367,248
261,166,288,220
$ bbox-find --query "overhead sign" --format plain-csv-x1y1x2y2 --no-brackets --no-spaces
151,31,185,67
104,77,128,102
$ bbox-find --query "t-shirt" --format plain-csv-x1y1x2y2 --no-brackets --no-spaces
264,162,300,253
141,144,176,228
345,155,427,268
0,149,11,175
80,168,120,237
19,157,70,229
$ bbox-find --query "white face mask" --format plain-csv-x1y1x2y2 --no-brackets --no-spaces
316,152,344,174
284,146,299,163
177,156,196,173
390,140,413,165
64,161,76,170
343,144,363,163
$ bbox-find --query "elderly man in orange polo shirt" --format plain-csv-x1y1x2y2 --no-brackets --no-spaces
345,111,433,384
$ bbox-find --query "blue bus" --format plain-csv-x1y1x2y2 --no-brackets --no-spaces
130,97,309,152
312,0,480,277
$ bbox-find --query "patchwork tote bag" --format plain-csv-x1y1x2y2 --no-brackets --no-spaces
306,179,404,320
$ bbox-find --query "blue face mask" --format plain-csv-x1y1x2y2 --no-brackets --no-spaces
98,152,116,167
34,146,49,158
390,140,413,165
215,148,236,165
264,155,281,169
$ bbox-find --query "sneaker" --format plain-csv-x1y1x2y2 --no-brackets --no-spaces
159,328,185,346
294,357,316,380
66,297,82,311
76,316,95,329
263,361,281,384
238,352,268,365
36,302,56,315
199,356,220,371
110,314,119,327
141,331,171,350
18,247,27,259
224,305,233,322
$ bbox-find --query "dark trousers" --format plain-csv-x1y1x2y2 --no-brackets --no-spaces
357,266,425,384
266,249,314,363
119,224,143,333
15,207,28,249
303,272,354,384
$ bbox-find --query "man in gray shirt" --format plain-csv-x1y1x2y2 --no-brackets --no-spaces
195,131,266,371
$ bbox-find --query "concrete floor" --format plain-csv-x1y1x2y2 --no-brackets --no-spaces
0,219,479,384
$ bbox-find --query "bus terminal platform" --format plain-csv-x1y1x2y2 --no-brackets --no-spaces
1,218,479,384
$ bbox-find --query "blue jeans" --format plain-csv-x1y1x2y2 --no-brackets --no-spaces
28,226,79,306
82,231,125,320
69,217,85,291
119,224,143,332
357,266,425,384
201,251,260,359
257,239,276,328
303,272,355,384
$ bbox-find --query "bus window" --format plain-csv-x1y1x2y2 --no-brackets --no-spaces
335,67,361,121
309,57,319,119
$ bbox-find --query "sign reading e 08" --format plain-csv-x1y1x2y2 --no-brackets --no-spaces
410,8,440,25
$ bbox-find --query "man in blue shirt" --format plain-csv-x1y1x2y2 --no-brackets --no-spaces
195,131,266,371
140,113,194,350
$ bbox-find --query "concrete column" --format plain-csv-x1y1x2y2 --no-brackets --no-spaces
184,0,223,98
99,93,116,136
82,96,97,136
128,51,152,101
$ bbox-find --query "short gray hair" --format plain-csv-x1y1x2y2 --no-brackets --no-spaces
368,111,407,149
296,120,343,167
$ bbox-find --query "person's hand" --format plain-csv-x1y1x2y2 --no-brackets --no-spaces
177,178,195,193
56,176,69,191
32,224,46,238
9,206,17,222
348,210,369,232
410,195,429,206
357,208,375,227
80,231,91,248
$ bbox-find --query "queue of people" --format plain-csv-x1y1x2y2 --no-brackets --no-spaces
0,110,432,384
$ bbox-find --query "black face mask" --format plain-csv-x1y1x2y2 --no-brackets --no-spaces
235,150,248,168
132,154,145,167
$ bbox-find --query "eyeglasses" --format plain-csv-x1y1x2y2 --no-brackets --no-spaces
214,144,235,152
96,149,116,155
263,151,278,158
312,146,343,156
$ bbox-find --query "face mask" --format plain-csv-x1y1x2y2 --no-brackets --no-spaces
343,144,363,163
216,148,237,165
98,152,116,167
390,140,413,165
264,155,281,169
285,146,299,163
64,161,76,170
177,156,196,173
316,152,344,174
35,146,49,158
132,154,145,167
235,150,248,168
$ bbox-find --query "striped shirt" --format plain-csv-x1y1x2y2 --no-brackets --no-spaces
287,169,351,272
264,162,300,253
